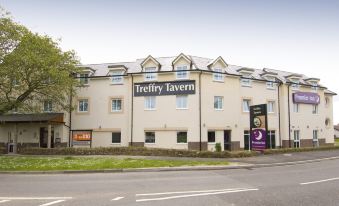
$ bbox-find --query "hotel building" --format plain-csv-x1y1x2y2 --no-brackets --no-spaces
0,54,336,152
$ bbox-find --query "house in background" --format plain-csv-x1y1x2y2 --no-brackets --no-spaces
335,124,339,138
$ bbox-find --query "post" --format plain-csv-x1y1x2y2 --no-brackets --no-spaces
47,124,52,148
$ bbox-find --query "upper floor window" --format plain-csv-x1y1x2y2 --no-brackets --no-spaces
43,100,52,112
111,70,124,84
145,96,156,110
242,99,251,112
79,73,89,85
267,101,275,113
291,79,300,90
266,77,276,89
176,95,188,109
144,67,157,81
111,99,122,112
78,99,89,112
214,96,223,110
241,74,252,87
311,82,317,91
312,104,318,114
293,103,299,113
176,65,189,80
213,68,223,82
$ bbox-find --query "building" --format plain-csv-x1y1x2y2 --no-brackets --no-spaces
0,54,336,152
335,124,339,138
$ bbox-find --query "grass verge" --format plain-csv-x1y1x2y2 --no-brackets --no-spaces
0,156,229,171
335,139,339,146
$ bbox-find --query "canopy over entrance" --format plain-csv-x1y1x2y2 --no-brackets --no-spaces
0,113,64,124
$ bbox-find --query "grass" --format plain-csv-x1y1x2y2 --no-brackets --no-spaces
0,156,229,171
335,138,339,146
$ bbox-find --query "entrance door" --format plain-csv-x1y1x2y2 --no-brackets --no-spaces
224,130,231,151
40,127,54,148
293,130,300,148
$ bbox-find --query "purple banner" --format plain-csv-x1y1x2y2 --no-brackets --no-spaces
251,129,266,151
293,92,320,104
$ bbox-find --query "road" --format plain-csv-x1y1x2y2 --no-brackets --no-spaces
0,159,339,206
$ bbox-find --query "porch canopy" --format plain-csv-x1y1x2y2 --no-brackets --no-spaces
0,113,64,124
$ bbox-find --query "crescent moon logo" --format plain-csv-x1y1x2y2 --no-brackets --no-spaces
255,130,263,141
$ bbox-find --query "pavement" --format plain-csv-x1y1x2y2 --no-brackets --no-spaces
0,157,339,205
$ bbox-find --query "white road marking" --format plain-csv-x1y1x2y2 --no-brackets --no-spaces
136,188,259,202
111,196,124,201
0,197,72,200
300,177,339,185
136,188,251,196
0,200,10,203
39,200,66,206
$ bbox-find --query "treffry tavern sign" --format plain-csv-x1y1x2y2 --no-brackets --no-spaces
134,80,196,96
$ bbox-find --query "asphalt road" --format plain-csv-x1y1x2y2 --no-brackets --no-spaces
1,159,339,206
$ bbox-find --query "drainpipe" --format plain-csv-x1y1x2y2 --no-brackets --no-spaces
199,70,202,151
131,74,134,146
278,82,282,148
68,88,73,147
287,85,291,148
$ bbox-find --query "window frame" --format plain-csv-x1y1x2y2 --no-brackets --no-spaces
111,98,123,112
312,104,318,114
78,99,89,113
240,73,252,87
267,101,275,114
145,131,156,144
111,70,124,84
214,96,223,110
111,132,121,144
208,131,216,143
176,131,188,144
79,73,89,85
242,99,251,112
144,96,156,110
175,65,189,80
43,100,53,112
213,68,224,82
144,67,157,81
293,103,299,113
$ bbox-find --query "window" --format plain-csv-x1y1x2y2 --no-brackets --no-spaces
313,130,319,147
267,101,275,113
242,99,251,112
111,99,122,112
176,95,188,109
291,79,300,90
144,67,157,81
112,132,121,143
311,82,317,91
43,101,52,112
241,74,252,87
79,73,89,85
145,96,156,110
78,99,89,112
267,130,276,149
214,96,223,110
177,132,187,143
312,104,318,114
266,77,275,89
325,118,331,127
293,130,300,148
111,70,124,84
244,130,250,150
176,65,189,79
293,103,299,113
145,132,155,143
213,68,223,82
208,131,215,143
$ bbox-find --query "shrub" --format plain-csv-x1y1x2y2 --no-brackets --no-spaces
215,143,222,152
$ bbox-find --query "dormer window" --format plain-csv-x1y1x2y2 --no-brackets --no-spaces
176,65,189,80
291,79,300,90
213,68,224,82
311,82,317,91
241,73,252,87
79,73,89,85
144,67,157,81
111,70,124,84
266,77,276,90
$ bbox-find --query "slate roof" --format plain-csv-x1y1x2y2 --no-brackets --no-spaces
0,113,64,123
79,54,331,89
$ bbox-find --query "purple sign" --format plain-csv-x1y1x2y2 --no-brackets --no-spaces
251,129,266,150
293,92,320,105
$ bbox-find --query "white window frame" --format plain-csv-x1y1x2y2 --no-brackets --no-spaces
213,68,224,82
291,79,300,91
144,67,157,81
79,73,89,85
176,131,188,144
144,96,156,110
294,130,300,148
241,73,252,87
176,65,189,80
267,101,275,113
176,95,188,109
242,99,251,112
266,77,276,89
293,103,299,113
214,96,223,110
313,130,319,147
111,70,124,84
111,99,122,112
78,99,89,112
311,82,318,91
43,100,52,112
312,104,318,114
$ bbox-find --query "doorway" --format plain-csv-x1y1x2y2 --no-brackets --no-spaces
224,130,231,151
40,127,54,148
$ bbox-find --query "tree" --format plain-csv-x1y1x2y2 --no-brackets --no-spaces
0,8,79,114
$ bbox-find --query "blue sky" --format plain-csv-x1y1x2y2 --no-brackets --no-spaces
1,0,339,124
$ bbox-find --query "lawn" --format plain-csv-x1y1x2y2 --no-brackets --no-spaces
335,138,339,146
0,156,229,171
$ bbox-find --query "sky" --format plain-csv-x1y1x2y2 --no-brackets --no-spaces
1,0,339,124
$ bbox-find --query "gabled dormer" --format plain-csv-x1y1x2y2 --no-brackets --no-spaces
285,74,302,90
78,66,95,86
140,55,161,81
107,65,127,85
237,67,254,87
207,56,228,82
261,69,278,89
304,78,320,92
172,53,192,80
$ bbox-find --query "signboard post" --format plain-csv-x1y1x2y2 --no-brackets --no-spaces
250,104,268,151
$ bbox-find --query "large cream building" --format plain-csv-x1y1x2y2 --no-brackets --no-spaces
0,54,336,152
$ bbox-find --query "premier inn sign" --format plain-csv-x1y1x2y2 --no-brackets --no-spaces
134,80,196,96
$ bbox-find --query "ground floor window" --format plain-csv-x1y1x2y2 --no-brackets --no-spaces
244,130,250,150
112,132,121,143
293,130,300,148
208,131,215,143
145,132,155,143
267,130,276,149
313,130,319,147
177,131,187,143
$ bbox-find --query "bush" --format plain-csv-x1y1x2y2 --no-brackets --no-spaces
215,143,222,152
